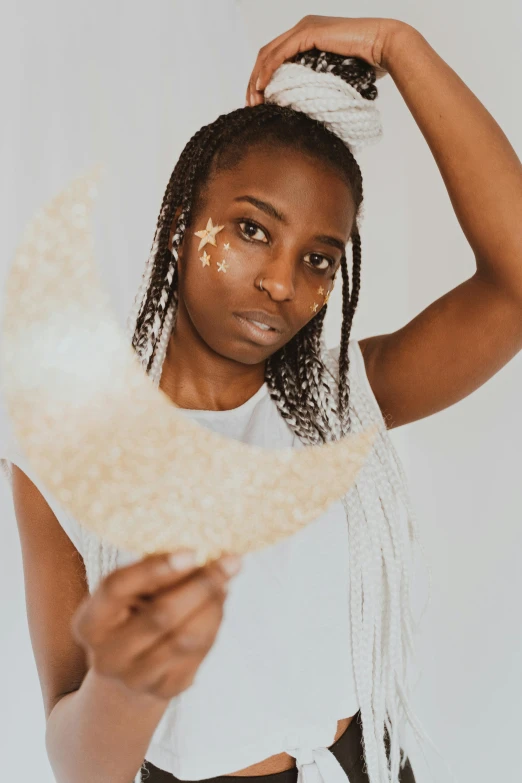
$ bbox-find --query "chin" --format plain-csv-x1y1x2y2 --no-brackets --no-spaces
202,332,279,365
221,342,276,365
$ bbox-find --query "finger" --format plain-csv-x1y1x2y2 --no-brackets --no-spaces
72,551,198,643
148,559,232,627
73,550,235,644
90,560,233,673
253,31,316,102
246,25,299,105
245,24,298,98
374,64,389,80
125,600,225,698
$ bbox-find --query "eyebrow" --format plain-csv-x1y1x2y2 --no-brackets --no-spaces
233,195,347,255
313,235,347,254
233,195,287,222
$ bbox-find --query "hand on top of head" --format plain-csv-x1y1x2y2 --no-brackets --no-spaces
246,14,400,107
244,16,398,151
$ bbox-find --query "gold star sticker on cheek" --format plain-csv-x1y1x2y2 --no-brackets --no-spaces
223,242,230,251
317,285,325,296
194,217,225,251
199,251,211,267
310,302,319,313
324,290,330,303
217,259,228,273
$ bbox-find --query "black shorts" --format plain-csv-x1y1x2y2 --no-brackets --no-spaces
140,711,416,782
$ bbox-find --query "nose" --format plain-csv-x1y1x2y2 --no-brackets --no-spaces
257,252,296,301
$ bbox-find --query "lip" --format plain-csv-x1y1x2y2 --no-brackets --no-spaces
234,310,286,332
233,314,283,345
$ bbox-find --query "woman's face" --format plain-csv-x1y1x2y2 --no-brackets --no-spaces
172,143,356,366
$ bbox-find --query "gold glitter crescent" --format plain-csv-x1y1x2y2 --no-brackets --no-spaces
0,167,378,566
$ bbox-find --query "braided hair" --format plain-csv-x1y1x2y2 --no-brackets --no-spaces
119,51,439,783
126,95,366,440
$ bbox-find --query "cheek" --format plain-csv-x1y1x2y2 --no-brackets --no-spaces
181,234,329,328
179,246,253,341
185,239,256,298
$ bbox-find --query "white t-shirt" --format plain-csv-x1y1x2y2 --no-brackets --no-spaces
1,339,381,783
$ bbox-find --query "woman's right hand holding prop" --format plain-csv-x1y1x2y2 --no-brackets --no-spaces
71,550,242,703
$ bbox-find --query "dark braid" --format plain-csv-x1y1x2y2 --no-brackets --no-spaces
130,52,377,443
289,48,378,100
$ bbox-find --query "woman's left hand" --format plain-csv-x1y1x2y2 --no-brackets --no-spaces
246,15,408,106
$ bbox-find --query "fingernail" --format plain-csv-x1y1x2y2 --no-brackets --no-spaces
255,77,262,91
169,550,198,570
219,555,242,577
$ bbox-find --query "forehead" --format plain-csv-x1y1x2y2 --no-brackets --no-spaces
202,144,356,240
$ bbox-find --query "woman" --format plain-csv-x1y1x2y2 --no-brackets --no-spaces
3,14,521,783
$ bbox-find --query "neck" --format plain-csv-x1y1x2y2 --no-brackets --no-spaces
159,321,266,412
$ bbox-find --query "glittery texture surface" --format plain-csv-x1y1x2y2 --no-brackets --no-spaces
0,167,378,566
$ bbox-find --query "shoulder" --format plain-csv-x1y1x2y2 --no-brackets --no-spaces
1,421,85,557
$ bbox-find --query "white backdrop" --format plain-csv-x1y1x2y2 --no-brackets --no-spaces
0,1,520,781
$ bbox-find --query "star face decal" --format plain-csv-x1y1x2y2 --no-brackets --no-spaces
223,242,230,251
317,286,325,296
199,250,211,267
217,259,228,273
194,218,225,251
310,302,319,313
324,290,330,303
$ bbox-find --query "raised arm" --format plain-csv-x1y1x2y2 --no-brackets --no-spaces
360,22,522,428
248,16,522,428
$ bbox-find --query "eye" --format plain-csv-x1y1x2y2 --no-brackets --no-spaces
304,252,335,273
238,220,269,243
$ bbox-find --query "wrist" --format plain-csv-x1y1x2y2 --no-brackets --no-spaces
88,667,171,712
381,21,425,74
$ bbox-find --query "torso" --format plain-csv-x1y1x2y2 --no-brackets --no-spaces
226,715,356,775
158,356,358,776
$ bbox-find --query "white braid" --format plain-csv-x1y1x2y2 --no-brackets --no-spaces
321,343,454,783
125,233,159,344
264,62,383,149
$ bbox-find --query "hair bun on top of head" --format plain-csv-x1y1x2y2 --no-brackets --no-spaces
263,48,383,150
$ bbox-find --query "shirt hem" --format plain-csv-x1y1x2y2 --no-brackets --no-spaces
145,702,359,780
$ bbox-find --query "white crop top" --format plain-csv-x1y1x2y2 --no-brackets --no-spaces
1,339,381,783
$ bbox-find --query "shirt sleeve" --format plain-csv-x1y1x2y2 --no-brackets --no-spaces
0,404,85,556
328,339,385,425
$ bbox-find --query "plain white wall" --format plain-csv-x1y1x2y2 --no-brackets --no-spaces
1,0,521,780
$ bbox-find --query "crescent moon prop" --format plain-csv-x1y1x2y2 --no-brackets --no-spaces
0,167,378,565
